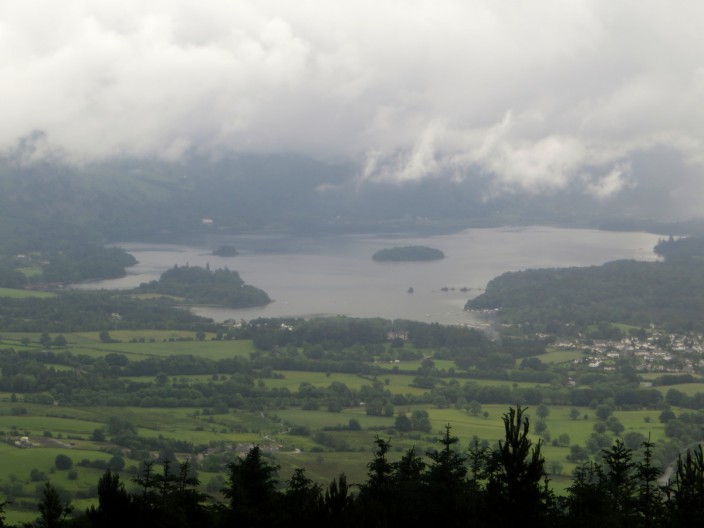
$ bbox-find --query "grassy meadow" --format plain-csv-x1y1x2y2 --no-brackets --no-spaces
0,288,55,299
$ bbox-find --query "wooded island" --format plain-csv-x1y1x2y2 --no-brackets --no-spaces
372,245,445,262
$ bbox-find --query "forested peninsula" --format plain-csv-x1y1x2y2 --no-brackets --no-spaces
0,245,137,288
372,245,445,262
466,235,704,333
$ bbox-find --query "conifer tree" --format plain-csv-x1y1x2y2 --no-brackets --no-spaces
389,447,427,526
87,470,133,528
665,445,704,526
485,406,549,527
357,437,395,527
636,438,665,528
566,461,611,528
601,440,639,527
37,482,73,528
283,468,322,526
320,473,354,526
424,425,469,525
221,446,280,528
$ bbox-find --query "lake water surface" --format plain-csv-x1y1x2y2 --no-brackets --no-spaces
76,226,662,325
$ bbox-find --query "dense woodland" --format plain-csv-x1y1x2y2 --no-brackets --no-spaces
0,293,212,332
654,235,704,261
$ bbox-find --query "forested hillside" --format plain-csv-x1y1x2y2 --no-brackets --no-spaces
467,256,704,333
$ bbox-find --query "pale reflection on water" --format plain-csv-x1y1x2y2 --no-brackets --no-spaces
74,226,661,325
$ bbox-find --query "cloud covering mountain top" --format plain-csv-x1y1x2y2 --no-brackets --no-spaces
2,1,704,210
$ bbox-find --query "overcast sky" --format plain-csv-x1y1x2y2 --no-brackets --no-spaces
2,0,704,202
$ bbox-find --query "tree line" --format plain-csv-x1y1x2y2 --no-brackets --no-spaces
0,293,213,332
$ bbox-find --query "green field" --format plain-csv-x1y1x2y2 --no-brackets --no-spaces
123,369,550,398
375,358,455,371
0,288,55,299
16,267,42,279
128,293,185,301
264,371,428,395
641,372,704,381
653,382,704,396
533,348,583,364
0,331,256,361
73,339,254,360
640,373,660,380
0,441,129,525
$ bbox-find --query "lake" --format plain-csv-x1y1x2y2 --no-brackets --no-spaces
75,226,662,325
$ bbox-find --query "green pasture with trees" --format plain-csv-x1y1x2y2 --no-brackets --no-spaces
0,406,702,527
1,316,703,524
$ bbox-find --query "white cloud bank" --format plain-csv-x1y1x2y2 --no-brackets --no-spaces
2,0,704,200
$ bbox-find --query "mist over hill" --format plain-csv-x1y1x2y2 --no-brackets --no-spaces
2,151,703,255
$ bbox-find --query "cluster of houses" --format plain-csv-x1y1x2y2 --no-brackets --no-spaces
554,330,704,374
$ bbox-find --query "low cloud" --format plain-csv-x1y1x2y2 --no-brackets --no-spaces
2,1,704,210
586,163,632,200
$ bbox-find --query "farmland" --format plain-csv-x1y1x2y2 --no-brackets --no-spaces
0,324,685,523
1,316,703,525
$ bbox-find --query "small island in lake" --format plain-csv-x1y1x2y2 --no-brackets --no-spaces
212,245,238,257
372,246,445,262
